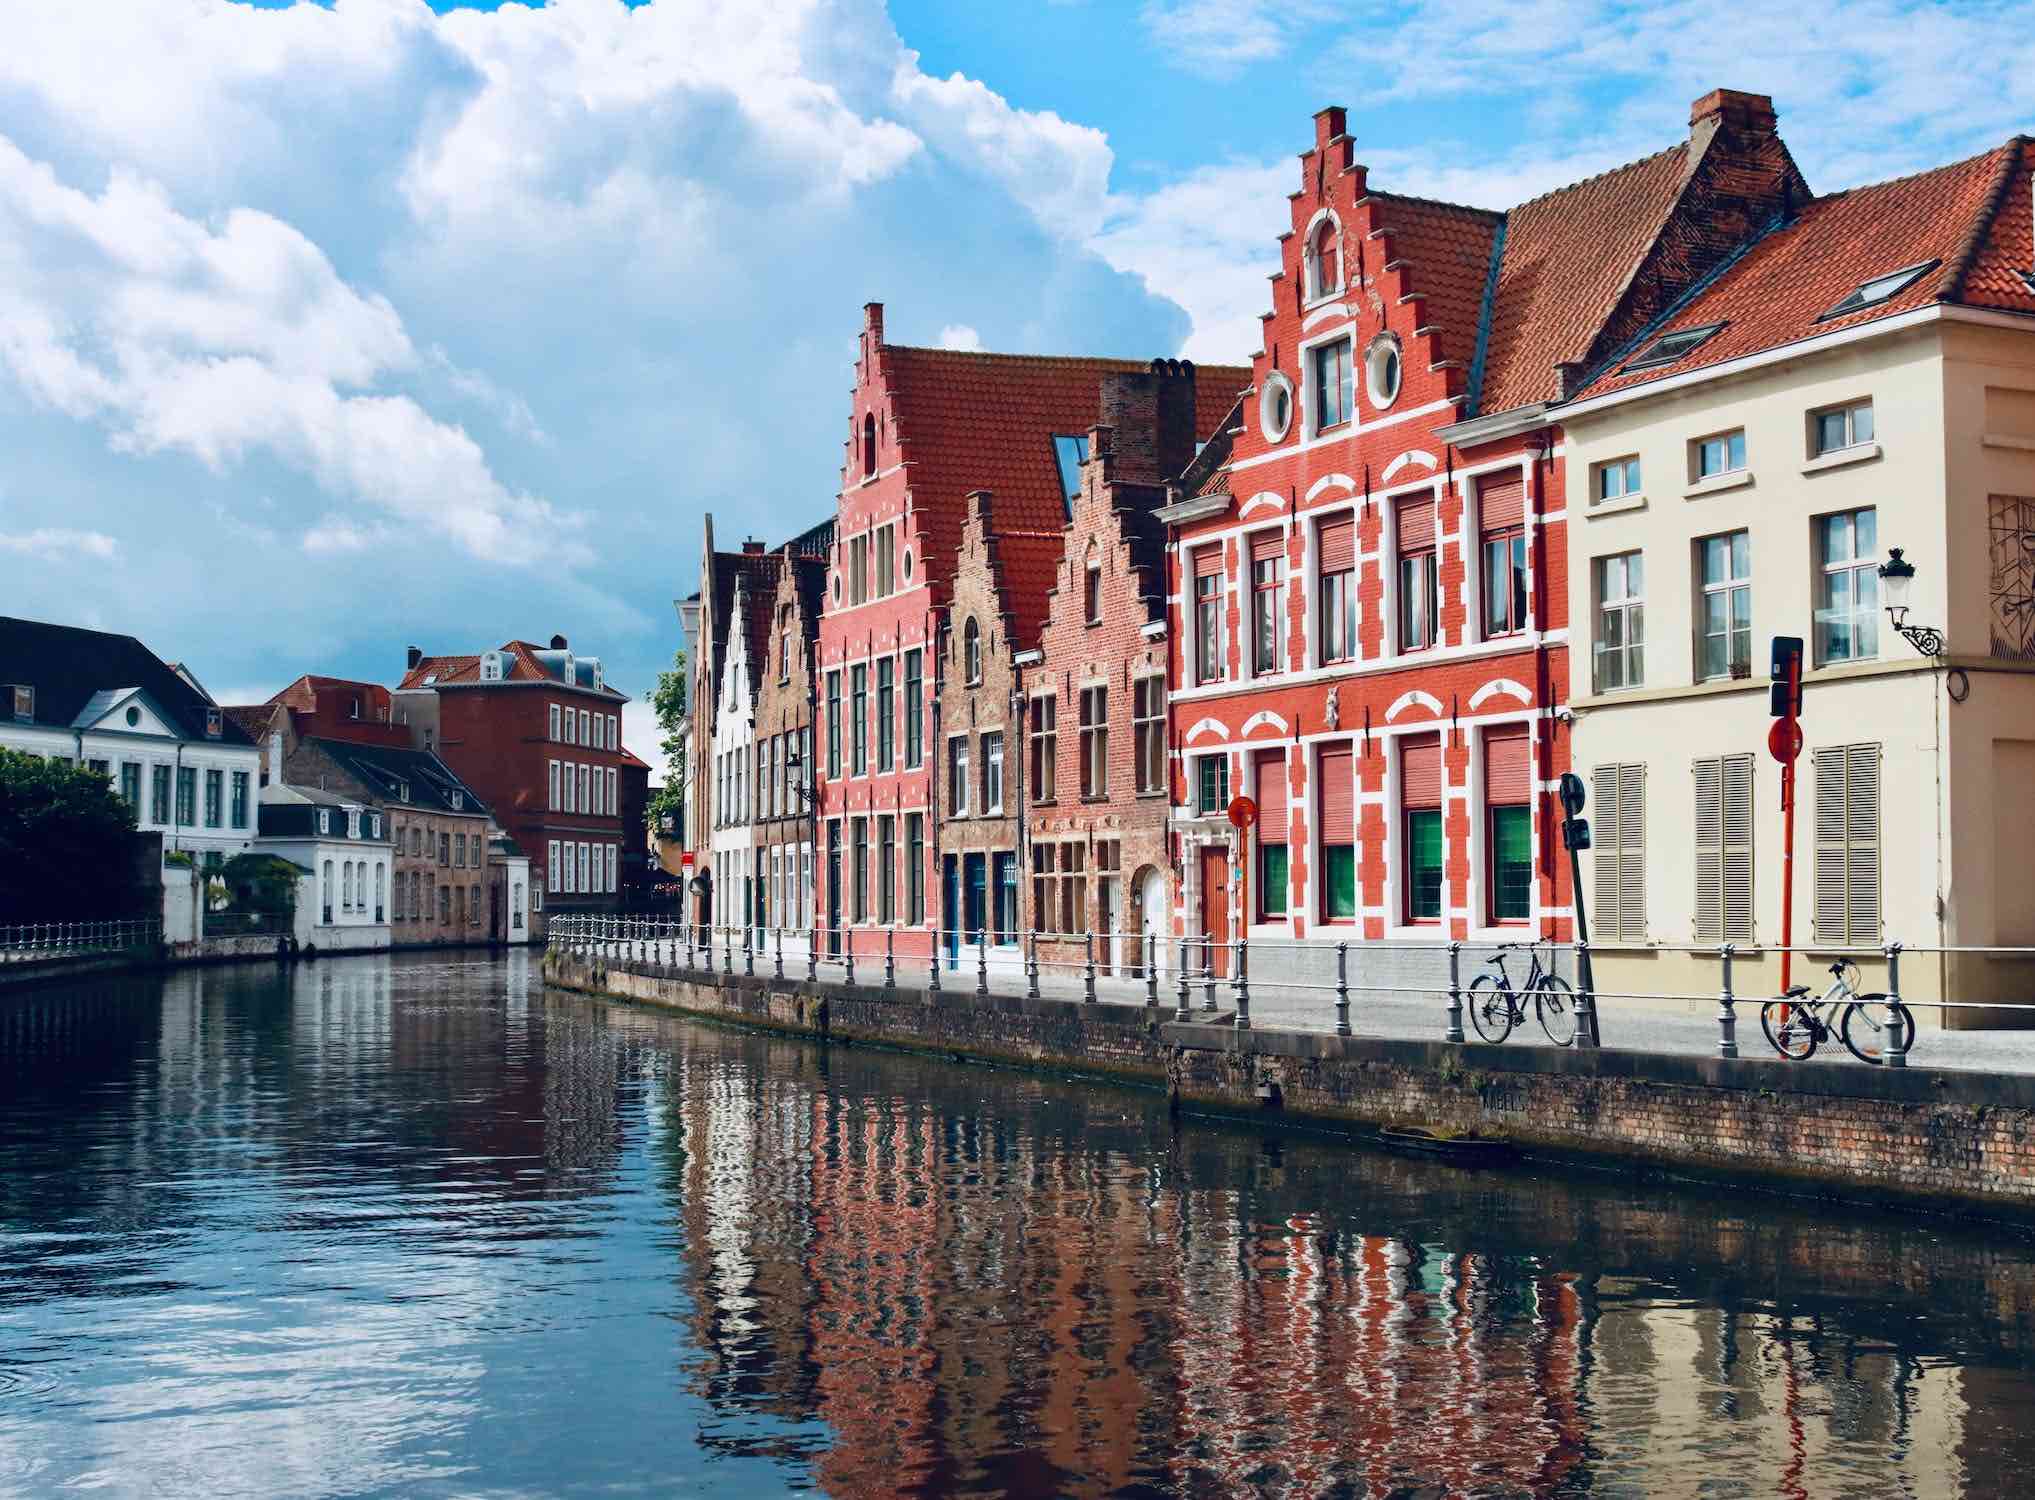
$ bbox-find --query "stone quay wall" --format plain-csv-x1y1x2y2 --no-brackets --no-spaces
544,948,2035,1218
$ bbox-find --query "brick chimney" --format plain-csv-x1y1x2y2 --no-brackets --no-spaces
742,539,766,555
1688,89,1778,164
406,645,422,670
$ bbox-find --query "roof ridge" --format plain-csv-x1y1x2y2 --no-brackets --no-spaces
1943,137,2030,302
888,343,1251,375
1504,142,1685,214
1813,137,2024,207
1368,187,1505,221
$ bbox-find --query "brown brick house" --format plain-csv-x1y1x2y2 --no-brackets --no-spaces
1029,366,1210,980
751,546,826,954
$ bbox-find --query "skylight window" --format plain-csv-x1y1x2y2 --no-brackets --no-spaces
1817,260,1939,321
1052,435,1088,518
1621,323,1727,373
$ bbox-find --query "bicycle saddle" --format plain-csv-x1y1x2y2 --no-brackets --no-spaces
1782,984,1811,998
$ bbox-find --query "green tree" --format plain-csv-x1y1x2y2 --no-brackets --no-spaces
0,748,148,921
642,646,689,837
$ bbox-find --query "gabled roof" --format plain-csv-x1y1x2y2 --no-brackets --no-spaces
300,736,491,817
0,615,254,746
1572,138,2033,402
878,346,1249,583
1367,191,1502,372
400,640,626,700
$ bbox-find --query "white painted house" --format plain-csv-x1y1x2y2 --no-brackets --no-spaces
255,786,393,952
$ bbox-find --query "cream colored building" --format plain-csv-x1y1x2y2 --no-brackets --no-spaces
1557,138,2035,1027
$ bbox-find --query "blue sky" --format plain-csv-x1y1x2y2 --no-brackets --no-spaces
3,1,2031,775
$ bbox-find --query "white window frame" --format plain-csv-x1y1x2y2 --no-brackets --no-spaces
1594,552,1645,692
1815,507,1881,665
1697,530,1752,681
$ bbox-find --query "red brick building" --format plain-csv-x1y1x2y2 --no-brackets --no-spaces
817,303,1240,964
1161,99,1802,977
398,636,630,916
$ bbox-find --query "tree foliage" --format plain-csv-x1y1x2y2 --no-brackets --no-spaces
643,645,689,835
0,748,149,921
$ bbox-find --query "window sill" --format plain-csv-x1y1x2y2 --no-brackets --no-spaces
1983,432,2035,452
1587,494,1647,518
1802,442,1881,475
1684,470,1753,500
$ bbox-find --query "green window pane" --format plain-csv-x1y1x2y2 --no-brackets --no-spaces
1259,843,1288,917
1324,845,1357,920
1407,809,1443,921
1491,805,1532,922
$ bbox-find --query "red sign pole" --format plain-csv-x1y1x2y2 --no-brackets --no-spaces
1227,796,1257,975
1779,754,1797,996
1768,636,1806,1001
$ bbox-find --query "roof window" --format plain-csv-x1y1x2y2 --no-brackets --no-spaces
1621,323,1727,373
1052,435,1087,518
10,685,31,722
1816,260,1939,321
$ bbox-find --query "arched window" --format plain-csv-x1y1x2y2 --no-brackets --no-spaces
375,863,386,922
1309,218,1341,299
322,861,333,923
963,617,982,684
862,413,877,476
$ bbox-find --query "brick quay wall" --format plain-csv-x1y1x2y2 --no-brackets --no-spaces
544,949,2035,1219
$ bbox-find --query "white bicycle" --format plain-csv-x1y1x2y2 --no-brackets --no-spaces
1759,960,1913,1065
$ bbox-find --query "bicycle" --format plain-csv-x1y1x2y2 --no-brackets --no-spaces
1759,961,1913,1064
1467,942,1579,1046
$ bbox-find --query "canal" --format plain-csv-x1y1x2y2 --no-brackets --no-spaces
4,954,2035,1498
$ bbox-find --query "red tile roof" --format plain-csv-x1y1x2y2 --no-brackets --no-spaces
884,346,1248,584
400,639,623,696
1368,192,1501,370
1574,139,2031,401
1479,147,1695,414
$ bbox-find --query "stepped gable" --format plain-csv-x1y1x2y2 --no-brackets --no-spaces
880,344,1248,591
1575,140,2030,401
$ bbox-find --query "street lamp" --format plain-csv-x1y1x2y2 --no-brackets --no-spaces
1876,548,1944,658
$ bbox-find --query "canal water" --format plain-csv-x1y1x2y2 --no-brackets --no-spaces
5,956,2035,1498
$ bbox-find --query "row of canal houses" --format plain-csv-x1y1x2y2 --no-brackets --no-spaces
689,91,2035,1015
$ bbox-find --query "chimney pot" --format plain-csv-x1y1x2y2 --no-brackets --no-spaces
406,646,422,669
550,634,568,650
1689,88,1777,136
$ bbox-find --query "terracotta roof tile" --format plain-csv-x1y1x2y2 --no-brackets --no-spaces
1575,142,2025,401
1480,147,1694,414
1952,138,2035,315
1368,192,1501,368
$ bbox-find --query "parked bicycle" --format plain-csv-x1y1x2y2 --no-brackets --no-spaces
1759,961,1913,1064
1467,942,1579,1046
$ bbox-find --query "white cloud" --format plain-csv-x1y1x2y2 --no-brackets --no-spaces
621,699,670,786
1140,0,1331,79
0,527,117,559
937,323,982,351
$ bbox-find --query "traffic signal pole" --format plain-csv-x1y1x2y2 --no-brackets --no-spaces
1770,637,1806,1001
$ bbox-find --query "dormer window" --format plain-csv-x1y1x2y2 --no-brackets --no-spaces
1052,435,1086,519
480,651,503,682
318,809,331,835
963,618,982,685
1622,323,1726,373
1818,260,1938,321
451,791,463,811
205,707,223,739
11,685,33,722
1307,217,1341,299
399,781,410,803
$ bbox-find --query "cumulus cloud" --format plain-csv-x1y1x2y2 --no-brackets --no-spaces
937,324,983,351
0,528,118,559
1140,0,1333,79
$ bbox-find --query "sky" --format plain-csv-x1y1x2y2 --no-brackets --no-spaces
3,0,2031,779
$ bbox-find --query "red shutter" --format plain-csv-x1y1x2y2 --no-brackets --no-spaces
1402,734,1442,809
1318,514,1355,571
1194,544,1223,580
1483,723,1530,803
1254,749,1288,842
1251,529,1284,564
1319,744,1354,841
1397,495,1435,550
1478,471,1524,532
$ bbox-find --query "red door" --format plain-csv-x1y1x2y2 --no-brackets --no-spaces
1199,847,1231,979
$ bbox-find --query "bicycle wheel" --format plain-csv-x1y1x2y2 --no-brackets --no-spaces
1840,995,1914,1065
1534,975,1579,1047
1760,1001,1819,1060
1467,973,1516,1043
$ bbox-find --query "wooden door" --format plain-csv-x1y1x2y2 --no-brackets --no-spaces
1199,847,1230,979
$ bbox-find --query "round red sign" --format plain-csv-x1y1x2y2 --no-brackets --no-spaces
1226,795,1258,830
1768,718,1804,764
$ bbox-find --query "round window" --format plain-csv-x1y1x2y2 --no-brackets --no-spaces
125,705,141,727
1366,338,1402,409
832,576,842,602
903,550,913,581
1258,372,1294,443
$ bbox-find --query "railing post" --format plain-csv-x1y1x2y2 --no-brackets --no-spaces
1885,941,1909,1068
808,924,819,983
1445,941,1465,1043
1233,937,1250,1030
744,921,755,976
1083,931,1096,1004
1203,939,1216,1013
977,929,989,998
1335,942,1351,1037
724,922,734,977
774,924,784,980
1026,932,1039,1000
1175,940,1191,1023
929,926,942,993
1717,942,1739,1059
1145,932,1159,1008
844,933,855,989
885,927,896,991
1573,938,1600,1049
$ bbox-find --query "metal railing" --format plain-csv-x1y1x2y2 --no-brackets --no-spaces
1,919,163,961
544,917,2035,1069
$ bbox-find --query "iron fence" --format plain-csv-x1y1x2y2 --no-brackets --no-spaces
0,920,163,961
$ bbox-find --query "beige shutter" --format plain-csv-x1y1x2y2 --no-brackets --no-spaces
1813,746,1847,943
1694,758,1722,945
1593,764,1622,938
1844,745,1880,944
1721,754,1755,943
1616,762,1646,942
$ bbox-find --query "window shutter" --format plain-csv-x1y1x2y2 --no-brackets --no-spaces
1478,471,1524,533
1402,735,1442,809
1254,749,1289,842
1722,754,1754,943
1397,494,1436,551
1483,724,1529,803
1845,745,1880,944
1319,744,1355,842
1616,763,1645,942
1694,758,1722,945
1251,529,1284,565
1317,514,1356,572
1813,746,1853,944
1194,544,1223,580
1593,765,1622,938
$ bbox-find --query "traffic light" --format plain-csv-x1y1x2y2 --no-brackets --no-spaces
1769,635,1804,717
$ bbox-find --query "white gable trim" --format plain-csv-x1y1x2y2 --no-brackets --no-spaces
1468,678,1533,709
1384,689,1444,722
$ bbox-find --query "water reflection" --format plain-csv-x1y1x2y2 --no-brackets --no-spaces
1,955,2033,1497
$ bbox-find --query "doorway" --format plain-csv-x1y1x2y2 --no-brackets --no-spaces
1097,875,1120,976
1139,865,1166,978
1198,846,1230,979
825,826,841,958
943,855,960,967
